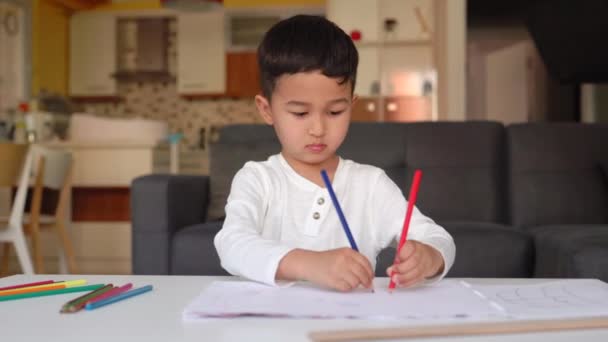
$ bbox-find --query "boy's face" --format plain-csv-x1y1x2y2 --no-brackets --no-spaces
255,71,355,170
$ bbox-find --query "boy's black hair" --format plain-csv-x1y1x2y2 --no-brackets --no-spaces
257,15,358,99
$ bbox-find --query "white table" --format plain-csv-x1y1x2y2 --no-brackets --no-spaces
2,275,608,342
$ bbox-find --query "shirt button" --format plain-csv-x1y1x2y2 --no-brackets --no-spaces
313,212,320,220
317,197,325,205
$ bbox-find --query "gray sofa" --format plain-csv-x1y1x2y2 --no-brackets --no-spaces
131,122,608,280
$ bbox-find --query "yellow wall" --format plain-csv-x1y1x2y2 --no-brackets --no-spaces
31,0,70,96
91,0,324,10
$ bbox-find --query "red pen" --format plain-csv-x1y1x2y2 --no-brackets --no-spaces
389,170,422,290
0,280,54,291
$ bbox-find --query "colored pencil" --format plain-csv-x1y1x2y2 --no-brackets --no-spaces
320,169,358,251
0,279,86,296
0,280,54,291
0,284,105,302
60,284,114,313
86,283,133,304
85,285,153,310
389,170,423,290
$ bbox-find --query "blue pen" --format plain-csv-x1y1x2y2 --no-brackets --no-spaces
321,169,359,251
84,285,153,310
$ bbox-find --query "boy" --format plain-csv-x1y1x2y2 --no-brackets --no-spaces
214,15,455,292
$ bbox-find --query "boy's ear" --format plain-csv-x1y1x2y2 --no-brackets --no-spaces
255,95,274,125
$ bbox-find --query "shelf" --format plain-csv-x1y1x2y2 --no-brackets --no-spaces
70,96,123,103
354,39,433,47
112,71,175,82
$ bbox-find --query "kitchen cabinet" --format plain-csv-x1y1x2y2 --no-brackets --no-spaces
177,11,226,95
69,12,117,97
328,0,446,122
226,51,260,97
327,0,433,44
352,96,431,122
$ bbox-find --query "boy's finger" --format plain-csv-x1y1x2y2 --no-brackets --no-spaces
350,261,373,288
335,279,354,292
395,255,420,274
340,271,361,291
386,265,394,277
398,241,417,261
352,253,374,279
398,274,426,288
397,265,423,283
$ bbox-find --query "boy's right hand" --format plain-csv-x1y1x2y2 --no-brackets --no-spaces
277,248,374,292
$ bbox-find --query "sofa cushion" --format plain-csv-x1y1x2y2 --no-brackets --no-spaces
512,166,608,227
339,123,408,188
171,221,229,275
375,221,533,278
442,221,534,277
508,123,608,227
531,225,608,281
404,122,507,222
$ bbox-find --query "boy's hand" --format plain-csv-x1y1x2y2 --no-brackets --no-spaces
306,248,374,292
386,241,444,288
277,248,374,292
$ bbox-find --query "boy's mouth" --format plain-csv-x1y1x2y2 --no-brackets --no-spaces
306,144,327,153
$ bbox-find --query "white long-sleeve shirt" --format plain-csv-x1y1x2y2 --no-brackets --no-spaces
214,153,455,286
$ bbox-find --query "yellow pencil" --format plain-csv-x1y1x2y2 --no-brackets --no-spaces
0,279,87,296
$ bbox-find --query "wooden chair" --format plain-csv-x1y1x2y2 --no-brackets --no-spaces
0,143,35,274
1,145,77,274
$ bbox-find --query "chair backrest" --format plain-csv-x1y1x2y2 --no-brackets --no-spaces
29,146,72,191
0,143,28,187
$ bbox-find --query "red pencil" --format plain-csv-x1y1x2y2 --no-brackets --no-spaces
86,283,133,304
389,170,423,290
0,280,54,291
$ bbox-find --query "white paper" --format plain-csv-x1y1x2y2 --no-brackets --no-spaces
182,278,503,321
465,279,608,320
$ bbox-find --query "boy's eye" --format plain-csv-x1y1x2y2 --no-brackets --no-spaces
290,112,308,117
329,110,345,116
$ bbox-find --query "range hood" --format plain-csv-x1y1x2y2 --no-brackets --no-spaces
113,17,173,82
526,0,608,83
160,0,222,11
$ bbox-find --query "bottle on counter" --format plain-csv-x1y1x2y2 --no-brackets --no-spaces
13,102,28,144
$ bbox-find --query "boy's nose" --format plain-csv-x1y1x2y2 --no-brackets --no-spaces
308,117,325,137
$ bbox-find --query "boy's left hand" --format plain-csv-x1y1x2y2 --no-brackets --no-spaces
386,240,444,288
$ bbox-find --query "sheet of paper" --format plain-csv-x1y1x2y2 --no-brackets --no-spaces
183,278,503,321
465,279,608,320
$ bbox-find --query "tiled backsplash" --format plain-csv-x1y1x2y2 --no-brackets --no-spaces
81,82,262,148
81,18,264,148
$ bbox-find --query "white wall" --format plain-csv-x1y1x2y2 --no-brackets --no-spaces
0,1,26,119
443,0,467,121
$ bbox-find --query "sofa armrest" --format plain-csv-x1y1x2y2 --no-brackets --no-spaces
131,174,210,274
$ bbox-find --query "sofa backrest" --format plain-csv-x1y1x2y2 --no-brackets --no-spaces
404,122,507,223
208,124,279,221
207,123,409,221
207,121,508,224
508,123,608,227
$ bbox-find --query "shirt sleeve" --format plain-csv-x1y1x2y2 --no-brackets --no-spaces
214,164,294,286
371,170,456,282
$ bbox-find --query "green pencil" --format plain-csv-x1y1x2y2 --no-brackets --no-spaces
0,284,105,302
61,284,114,313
